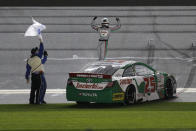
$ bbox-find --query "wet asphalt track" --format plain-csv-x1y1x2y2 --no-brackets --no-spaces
0,7,196,104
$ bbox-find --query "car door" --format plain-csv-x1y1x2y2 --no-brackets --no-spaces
134,64,156,94
119,66,135,91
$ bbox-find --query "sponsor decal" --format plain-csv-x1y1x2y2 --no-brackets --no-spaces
157,89,165,99
120,79,132,85
69,73,111,79
100,30,109,37
138,81,145,93
159,84,164,88
157,74,164,82
86,78,93,83
112,93,124,101
144,76,156,93
75,83,105,90
79,92,97,97
157,74,164,88
115,73,122,77
76,74,103,78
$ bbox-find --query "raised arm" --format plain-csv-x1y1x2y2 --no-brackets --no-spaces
111,17,121,31
91,16,99,31
42,50,48,64
37,34,44,58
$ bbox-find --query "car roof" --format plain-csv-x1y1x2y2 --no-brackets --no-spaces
88,60,137,68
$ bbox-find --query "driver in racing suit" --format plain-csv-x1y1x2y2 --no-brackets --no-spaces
91,17,121,61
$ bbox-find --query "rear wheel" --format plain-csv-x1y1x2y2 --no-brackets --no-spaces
165,78,175,98
124,86,136,105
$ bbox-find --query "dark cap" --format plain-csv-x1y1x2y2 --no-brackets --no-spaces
31,47,38,55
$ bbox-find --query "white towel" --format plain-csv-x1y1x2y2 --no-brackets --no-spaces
25,18,46,37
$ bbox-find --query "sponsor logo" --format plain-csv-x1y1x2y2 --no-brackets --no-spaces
86,78,93,83
79,92,97,97
112,93,124,101
144,77,156,93
76,74,103,78
76,83,104,90
100,30,109,37
120,79,132,85
115,73,122,77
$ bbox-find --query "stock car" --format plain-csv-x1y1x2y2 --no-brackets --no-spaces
66,60,177,105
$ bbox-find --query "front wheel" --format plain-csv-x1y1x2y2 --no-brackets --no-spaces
165,77,176,98
124,86,136,105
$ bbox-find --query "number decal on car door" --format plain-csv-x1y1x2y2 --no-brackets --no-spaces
144,76,156,93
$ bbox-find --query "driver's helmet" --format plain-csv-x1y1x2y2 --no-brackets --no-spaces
101,18,109,27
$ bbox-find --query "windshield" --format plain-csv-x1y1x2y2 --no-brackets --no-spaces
79,62,121,75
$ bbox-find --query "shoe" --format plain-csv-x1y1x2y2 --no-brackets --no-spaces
35,101,41,104
42,101,47,104
29,102,34,104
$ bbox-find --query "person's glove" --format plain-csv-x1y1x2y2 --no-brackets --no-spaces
116,17,120,21
93,16,97,20
44,50,48,56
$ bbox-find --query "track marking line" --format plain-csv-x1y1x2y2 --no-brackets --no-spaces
0,88,195,94
0,89,66,94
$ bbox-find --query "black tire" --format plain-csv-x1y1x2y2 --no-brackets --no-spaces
165,78,175,98
76,101,90,105
124,86,136,105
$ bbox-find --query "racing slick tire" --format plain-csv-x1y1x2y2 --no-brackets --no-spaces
124,85,136,105
165,76,176,98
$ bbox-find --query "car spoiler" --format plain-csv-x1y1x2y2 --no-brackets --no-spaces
69,73,112,79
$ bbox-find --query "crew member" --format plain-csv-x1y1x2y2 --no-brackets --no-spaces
25,35,48,104
91,17,121,60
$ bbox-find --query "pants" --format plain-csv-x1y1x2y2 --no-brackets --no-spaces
97,40,108,61
39,73,47,104
30,73,41,104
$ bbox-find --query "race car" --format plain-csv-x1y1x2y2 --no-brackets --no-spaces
66,60,177,105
